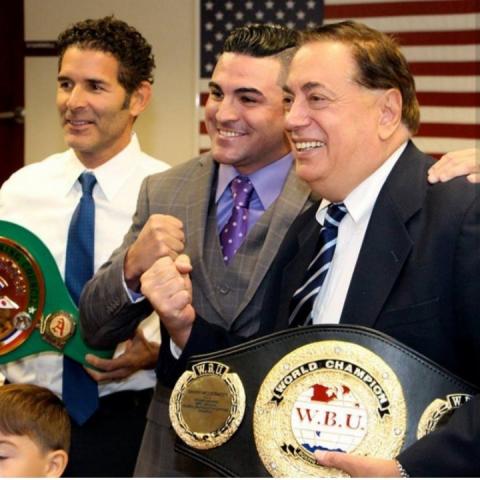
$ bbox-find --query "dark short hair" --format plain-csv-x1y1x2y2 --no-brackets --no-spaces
301,20,420,134
0,384,71,453
57,15,155,93
222,24,299,83
222,23,299,57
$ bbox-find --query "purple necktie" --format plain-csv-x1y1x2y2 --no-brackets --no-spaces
220,176,254,264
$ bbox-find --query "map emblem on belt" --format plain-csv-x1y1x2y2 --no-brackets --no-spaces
253,341,406,477
170,361,246,449
0,237,45,356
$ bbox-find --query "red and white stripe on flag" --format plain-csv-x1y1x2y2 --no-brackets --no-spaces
197,0,479,158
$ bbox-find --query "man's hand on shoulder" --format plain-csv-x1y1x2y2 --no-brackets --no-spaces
140,254,195,349
428,148,479,184
124,214,185,291
84,328,160,382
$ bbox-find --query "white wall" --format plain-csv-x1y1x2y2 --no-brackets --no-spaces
24,0,197,166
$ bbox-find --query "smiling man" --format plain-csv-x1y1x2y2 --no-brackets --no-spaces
0,16,169,477
273,21,479,477
80,24,311,477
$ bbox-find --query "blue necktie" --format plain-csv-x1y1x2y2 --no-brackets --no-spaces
288,203,348,328
63,172,99,425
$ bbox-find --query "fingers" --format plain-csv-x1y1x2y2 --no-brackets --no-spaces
428,148,479,183
140,256,193,320
124,214,186,287
467,172,480,184
140,256,195,348
84,363,133,382
314,451,400,478
85,353,130,372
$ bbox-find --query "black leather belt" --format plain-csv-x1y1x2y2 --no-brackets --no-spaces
171,325,478,477
98,388,153,411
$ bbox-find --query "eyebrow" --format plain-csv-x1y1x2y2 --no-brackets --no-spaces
208,81,264,97
283,81,335,98
57,75,107,85
0,439,16,447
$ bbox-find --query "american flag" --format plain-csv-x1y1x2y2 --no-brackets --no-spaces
197,0,479,158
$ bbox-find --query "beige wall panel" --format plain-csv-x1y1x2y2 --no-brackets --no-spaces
24,0,197,166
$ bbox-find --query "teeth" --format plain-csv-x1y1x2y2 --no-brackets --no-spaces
295,141,325,151
219,129,242,137
68,120,90,126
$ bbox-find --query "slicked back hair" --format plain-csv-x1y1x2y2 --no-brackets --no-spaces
222,23,299,81
222,23,299,57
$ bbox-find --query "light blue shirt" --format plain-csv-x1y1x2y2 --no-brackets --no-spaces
215,153,294,233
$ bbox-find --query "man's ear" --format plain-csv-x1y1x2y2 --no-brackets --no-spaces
129,80,152,117
45,449,69,478
377,88,403,140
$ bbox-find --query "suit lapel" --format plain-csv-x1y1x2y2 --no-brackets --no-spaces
185,156,220,307
235,167,312,319
341,141,428,328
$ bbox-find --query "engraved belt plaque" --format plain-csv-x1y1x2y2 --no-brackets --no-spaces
170,361,246,449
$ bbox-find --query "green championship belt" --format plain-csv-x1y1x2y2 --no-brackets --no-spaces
0,220,113,365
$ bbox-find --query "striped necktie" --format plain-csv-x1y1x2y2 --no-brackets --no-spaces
288,202,348,328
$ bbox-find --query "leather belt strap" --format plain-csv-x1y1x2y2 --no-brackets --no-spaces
172,324,478,477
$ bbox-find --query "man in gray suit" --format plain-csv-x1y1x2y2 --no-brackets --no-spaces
80,24,311,476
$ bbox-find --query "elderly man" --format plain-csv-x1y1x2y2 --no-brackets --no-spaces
275,21,479,476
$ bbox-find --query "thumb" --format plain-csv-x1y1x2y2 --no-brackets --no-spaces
315,450,349,470
175,253,192,273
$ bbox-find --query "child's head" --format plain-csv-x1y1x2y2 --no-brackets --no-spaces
0,384,70,477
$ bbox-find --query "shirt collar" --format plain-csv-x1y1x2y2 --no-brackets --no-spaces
63,133,141,201
215,153,294,209
316,141,408,225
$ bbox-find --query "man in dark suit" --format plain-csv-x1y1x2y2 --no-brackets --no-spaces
141,21,479,477
264,21,480,477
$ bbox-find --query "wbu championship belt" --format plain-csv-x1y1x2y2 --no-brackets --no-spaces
0,221,113,365
169,325,478,477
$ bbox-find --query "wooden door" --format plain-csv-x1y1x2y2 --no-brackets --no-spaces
0,1,24,186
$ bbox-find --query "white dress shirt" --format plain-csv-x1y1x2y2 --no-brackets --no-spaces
312,142,407,325
0,133,169,397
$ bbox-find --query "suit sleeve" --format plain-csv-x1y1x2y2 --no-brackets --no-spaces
397,194,480,476
156,204,321,388
79,177,154,349
156,316,268,388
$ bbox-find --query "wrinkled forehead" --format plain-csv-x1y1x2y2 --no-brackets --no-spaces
285,40,358,91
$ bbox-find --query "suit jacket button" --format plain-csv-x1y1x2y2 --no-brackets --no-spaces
217,285,230,294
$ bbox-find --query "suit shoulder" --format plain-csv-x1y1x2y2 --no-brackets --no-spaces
143,154,213,185
428,175,479,208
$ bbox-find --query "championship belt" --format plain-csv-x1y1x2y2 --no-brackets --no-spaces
169,325,478,477
0,220,113,365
